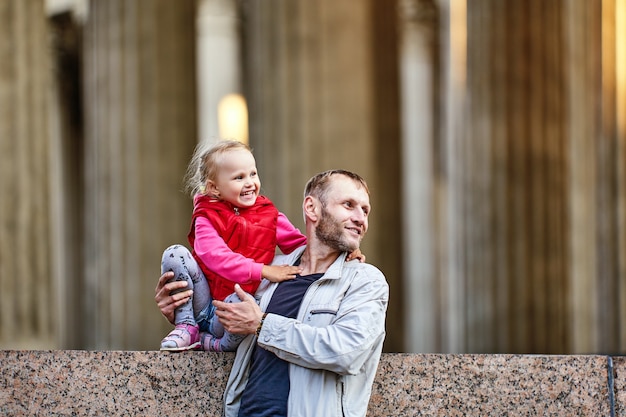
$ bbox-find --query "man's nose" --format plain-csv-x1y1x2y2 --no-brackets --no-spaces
352,208,366,224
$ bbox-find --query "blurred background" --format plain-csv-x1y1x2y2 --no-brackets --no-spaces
1,0,625,354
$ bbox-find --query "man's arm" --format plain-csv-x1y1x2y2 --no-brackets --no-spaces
215,266,389,376
213,284,263,333
258,267,388,375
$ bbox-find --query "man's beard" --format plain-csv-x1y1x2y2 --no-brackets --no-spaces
315,207,360,253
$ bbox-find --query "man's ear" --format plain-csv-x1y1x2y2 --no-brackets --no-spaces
303,195,319,222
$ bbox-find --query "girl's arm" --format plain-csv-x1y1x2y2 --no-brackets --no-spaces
194,216,263,284
276,212,307,254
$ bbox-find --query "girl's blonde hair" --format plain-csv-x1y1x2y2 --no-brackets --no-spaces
184,139,252,197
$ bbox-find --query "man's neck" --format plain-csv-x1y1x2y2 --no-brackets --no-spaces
298,245,341,276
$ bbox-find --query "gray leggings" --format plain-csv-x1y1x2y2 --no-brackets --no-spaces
161,244,244,351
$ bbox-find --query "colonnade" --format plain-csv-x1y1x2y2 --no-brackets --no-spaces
1,0,624,354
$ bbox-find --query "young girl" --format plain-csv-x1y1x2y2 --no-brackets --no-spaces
159,140,307,352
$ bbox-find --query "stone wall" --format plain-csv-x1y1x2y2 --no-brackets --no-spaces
0,351,621,416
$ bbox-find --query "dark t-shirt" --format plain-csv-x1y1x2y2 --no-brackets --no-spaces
238,272,323,417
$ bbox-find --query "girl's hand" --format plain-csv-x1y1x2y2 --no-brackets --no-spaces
262,264,302,283
346,248,365,263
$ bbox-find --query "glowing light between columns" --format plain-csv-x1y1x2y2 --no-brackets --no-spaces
218,93,249,145
450,0,467,89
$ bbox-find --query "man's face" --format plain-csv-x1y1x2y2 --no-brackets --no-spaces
314,176,370,252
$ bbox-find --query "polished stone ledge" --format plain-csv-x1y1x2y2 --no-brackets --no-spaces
0,351,621,416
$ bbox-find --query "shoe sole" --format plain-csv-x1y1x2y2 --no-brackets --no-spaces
160,341,201,352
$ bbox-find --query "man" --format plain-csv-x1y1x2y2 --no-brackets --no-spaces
156,170,389,417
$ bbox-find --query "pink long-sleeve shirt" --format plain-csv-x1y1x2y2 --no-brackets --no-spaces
193,212,307,287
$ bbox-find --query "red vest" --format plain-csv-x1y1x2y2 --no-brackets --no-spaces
188,195,278,301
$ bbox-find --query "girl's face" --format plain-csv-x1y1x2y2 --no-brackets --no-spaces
208,149,261,208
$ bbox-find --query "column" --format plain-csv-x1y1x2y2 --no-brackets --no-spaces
83,0,197,349
0,0,57,348
444,0,570,353
440,0,468,353
567,0,626,354
617,0,626,352
240,0,404,350
398,0,439,352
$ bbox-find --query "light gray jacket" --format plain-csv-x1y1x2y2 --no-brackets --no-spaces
223,246,389,417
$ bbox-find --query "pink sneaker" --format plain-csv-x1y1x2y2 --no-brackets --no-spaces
200,332,222,352
160,324,200,351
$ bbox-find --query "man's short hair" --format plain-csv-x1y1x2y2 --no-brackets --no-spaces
304,169,370,205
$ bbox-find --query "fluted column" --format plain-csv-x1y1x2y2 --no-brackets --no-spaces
0,0,57,348
440,0,626,354
443,0,570,353
618,0,626,352
567,0,626,354
241,0,404,350
439,0,467,353
398,0,439,352
83,0,197,349
243,0,378,218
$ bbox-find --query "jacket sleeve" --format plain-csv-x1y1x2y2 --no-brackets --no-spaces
275,212,307,254
256,264,389,375
194,216,264,284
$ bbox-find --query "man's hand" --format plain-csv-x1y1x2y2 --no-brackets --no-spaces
154,271,193,324
262,264,302,283
213,284,263,335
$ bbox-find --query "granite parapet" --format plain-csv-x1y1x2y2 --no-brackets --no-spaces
0,351,621,416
